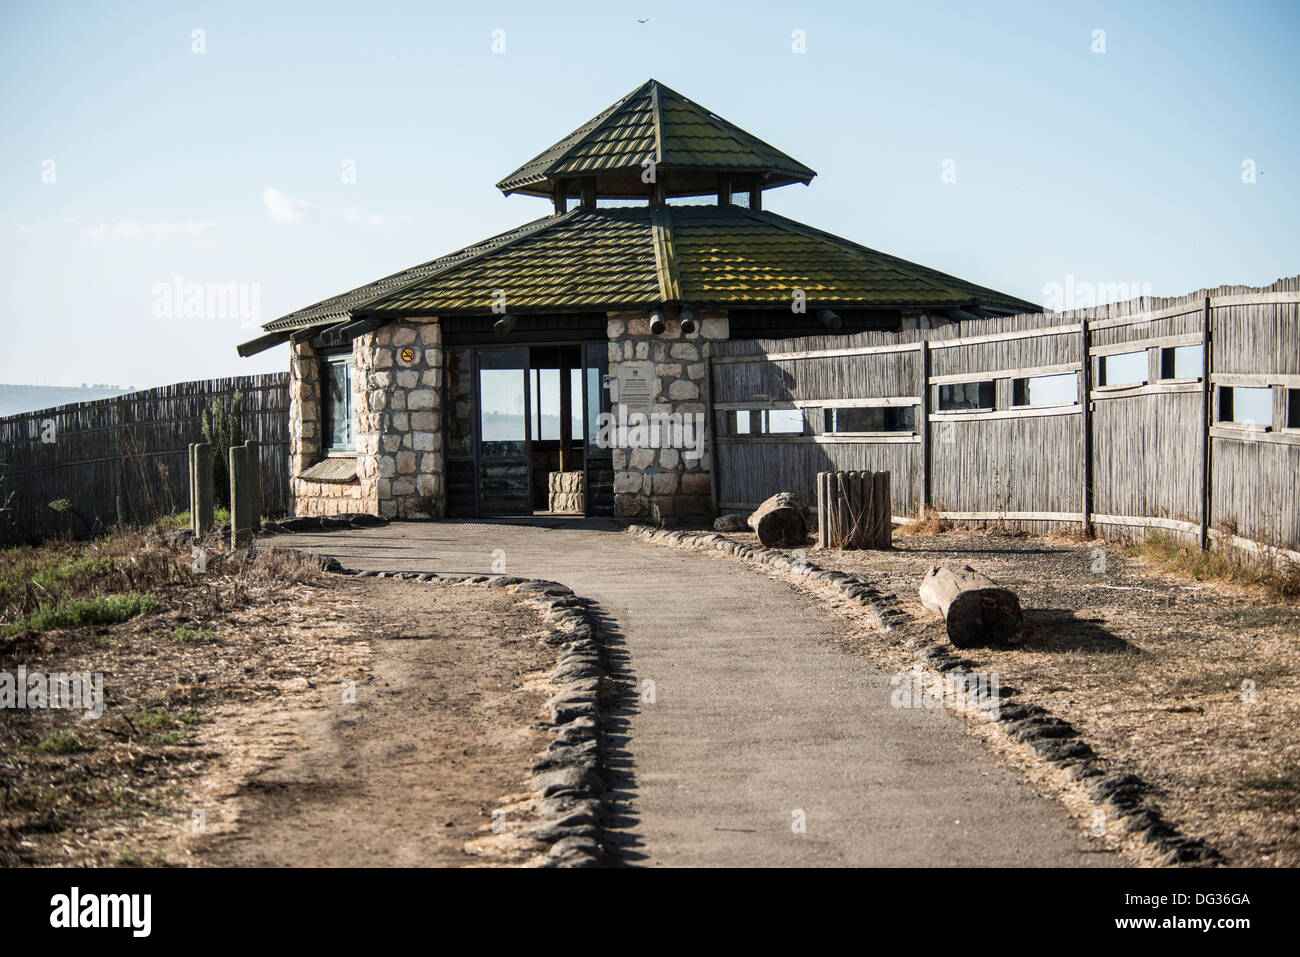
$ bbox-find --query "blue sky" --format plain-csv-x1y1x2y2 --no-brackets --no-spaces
1,0,1296,388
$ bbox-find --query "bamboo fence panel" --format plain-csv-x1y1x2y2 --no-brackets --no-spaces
0,373,289,542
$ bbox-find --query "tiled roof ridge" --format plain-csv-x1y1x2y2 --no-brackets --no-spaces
651,205,681,302
654,82,814,179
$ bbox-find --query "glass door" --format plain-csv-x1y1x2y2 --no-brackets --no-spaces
582,341,614,516
475,348,531,515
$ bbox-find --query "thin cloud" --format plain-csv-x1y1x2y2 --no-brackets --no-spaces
261,187,322,225
261,187,388,227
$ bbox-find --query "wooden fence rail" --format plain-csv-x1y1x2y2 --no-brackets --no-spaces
711,275,1300,564
0,373,289,543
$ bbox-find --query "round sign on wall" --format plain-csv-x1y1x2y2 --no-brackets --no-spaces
400,347,416,363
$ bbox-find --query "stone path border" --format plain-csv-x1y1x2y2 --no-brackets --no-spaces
244,544,613,868
627,524,1222,867
340,567,611,867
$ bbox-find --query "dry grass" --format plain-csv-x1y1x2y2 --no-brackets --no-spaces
896,507,951,536
1126,531,1300,604
0,532,562,868
0,533,339,866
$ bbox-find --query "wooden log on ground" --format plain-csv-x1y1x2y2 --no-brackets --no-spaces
747,492,810,547
919,564,1024,648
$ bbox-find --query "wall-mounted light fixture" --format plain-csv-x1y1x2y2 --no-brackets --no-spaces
679,307,696,335
494,313,517,336
817,308,842,331
649,309,667,335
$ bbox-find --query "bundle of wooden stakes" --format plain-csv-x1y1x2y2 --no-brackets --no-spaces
816,470,891,550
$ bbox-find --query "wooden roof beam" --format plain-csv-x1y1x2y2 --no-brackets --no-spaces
235,330,291,357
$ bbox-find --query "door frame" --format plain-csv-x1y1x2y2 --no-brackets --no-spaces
463,338,609,518
472,346,531,518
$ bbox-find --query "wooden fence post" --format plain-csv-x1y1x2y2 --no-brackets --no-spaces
230,445,253,548
1200,295,1213,550
243,440,262,529
920,338,931,517
1081,316,1094,536
192,442,214,536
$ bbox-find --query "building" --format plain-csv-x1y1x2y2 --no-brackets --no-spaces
238,79,1037,522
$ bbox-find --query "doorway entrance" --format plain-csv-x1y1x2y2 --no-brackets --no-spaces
446,341,612,518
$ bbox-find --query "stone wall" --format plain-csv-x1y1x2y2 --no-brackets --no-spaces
547,471,585,513
288,319,445,520
288,338,375,516
605,309,728,521
354,320,445,520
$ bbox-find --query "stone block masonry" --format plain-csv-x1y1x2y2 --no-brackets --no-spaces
605,309,728,522
548,471,585,514
289,319,445,520
355,321,446,520
288,337,370,517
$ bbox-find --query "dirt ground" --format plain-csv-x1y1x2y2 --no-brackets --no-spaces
710,527,1300,867
0,554,558,867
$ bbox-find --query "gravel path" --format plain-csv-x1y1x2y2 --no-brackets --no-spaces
272,518,1113,867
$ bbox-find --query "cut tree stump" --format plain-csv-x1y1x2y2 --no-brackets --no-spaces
919,564,1024,648
747,492,811,547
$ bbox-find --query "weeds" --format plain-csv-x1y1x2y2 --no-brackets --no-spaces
898,506,951,536
35,731,97,754
2,592,158,638
168,625,212,644
1126,532,1300,603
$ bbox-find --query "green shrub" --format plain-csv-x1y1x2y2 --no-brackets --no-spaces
168,625,211,644
1,592,158,637
36,731,97,754
201,393,244,510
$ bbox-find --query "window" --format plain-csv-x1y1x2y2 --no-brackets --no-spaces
529,367,560,441
726,409,805,435
938,381,994,411
322,353,356,452
1099,351,1147,387
1160,345,1202,380
665,193,716,206
824,406,916,433
1289,389,1300,430
1218,386,1272,428
1012,373,1077,407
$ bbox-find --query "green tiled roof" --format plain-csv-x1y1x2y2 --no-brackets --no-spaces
668,207,1036,309
496,80,816,198
330,206,1037,318
261,213,563,332
359,208,662,315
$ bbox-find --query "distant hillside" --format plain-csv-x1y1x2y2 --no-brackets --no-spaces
0,383,138,418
